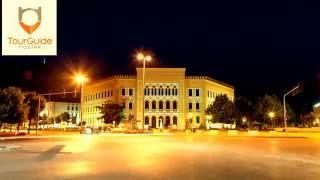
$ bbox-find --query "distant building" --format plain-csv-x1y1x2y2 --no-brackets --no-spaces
41,101,80,124
82,68,235,129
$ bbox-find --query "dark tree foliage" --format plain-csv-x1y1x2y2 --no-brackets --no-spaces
205,94,236,124
97,102,126,126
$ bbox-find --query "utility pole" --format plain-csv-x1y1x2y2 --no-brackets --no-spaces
283,84,300,133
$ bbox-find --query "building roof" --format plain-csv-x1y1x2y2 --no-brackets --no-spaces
86,67,233,89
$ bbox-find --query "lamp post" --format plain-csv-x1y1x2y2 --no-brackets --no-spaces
136,52,152,129
283,84,299,132
268,112,275,127
75,74,88,129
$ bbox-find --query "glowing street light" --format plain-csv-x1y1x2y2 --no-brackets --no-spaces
74,73,88,128
136,51,153,130
242,117,247,123
268,111,275,127
75,74,88,84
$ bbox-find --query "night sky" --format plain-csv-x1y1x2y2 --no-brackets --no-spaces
1,0,320,113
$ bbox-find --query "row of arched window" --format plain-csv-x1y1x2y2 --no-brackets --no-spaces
145,116,178,127
145,100,177,110
145,86,178,96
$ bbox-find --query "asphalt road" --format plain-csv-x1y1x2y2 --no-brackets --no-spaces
0,134,320,180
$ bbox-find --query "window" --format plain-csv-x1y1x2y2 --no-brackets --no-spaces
111,90,113,96
152,101,156,110
67,106,70,110
196,102,200,110
121,89,126,96
129,102,133,110
196,89,200,96
152,86,156,96
72,106,74,110
173,116,177,125
166,101,170,109
159,101,163,110
188,89,192,96
145,116,149,125
165,116,170,127
189,103,192,110
208,91,210,97
129,89,133,96
168,87,171,96
173,101,177,110
160,86,163,96
196,116,200,124
76,107,78,111
145,101,149,109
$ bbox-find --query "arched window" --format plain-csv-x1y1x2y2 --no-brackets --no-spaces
145,86,148,95
167,86,171,96
129,102,133,110
152,101,156,110
165,89,168,96
159,101,163,110
145,101,149,109
196,102,200,110
160,86,163,96
152,116,156,128
152,86,156,96
165,116,170,127
166,101,170,110
173,101,177,110
189,103,193,110
145,116,149,125
173,116,177,125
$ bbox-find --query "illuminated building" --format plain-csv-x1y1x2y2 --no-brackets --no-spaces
82,68,234,129
41,101,80,125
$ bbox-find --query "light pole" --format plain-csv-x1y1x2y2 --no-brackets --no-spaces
283,84,300,132
75,74,88,129
136,52,152,129
268,112,275,127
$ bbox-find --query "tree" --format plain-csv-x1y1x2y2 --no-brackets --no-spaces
205,94,235,124
57,112,71,123
97,102,126,126
234,96,253,126
0,87,28,131
24,92,46,134
300,112,315,127
71,116,77,124
254,94,295,127
254,94,282,126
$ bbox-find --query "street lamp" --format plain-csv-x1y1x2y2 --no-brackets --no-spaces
136,52,152,130
268,112,275,127
75,74,88,129
242,117,247,123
